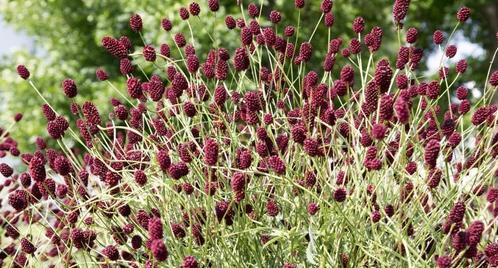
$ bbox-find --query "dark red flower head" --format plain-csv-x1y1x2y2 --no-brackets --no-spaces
433,30,444,45
489,71,498,86
352,17,365,33
392,0,411,25
143,45,156,62
17,65,30,79
208,0,219,11
150,239,168,261
0,163,14,177
129,14,143,32
424,139,440,168
8,189,28,211
248,3,259,18
62,79,78,98
203,138,219,166
102,245,120,261
20,238,36,255
269,10,281,24
102,36,128,59
96,68,109,81
295,0,305,9
456,6,471,22
148,217,164,240
471,106,490,126
334,187,347,202
182,256,199,268
189,2,201,16
161,18,173,31
299,42,313,62
406,27,418,43
445,45,457,58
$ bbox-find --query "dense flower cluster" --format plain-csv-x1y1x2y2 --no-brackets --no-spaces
2,1,498,267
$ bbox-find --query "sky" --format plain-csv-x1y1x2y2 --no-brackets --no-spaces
0,16,33,56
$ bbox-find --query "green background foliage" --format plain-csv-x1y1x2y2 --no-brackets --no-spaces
0,0,496,151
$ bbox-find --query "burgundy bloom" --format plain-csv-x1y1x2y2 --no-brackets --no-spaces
62,79,78,98
225,16,236,29
433,30,444,45
0,163,13,177
174,33,187,47
324,12,334,27
208,0,219,11
467,220,484,246
231,172,246,192
148,217,164,240
183,101,197,117
129,14,143,32
454,59,467,74
371,123,387,140
284,26,295,37
150,239,169,262
295,0,305,9
394,96,410,124
17,64,30,79
427,168,442,189
182,256,198,268
157,149,171,171
8,189,28,211
340,65,354,84
459,99,471,114
269,10,281,24
406,27,418,43
490,71,498,86
179,7,190,20
445,45,457,58
392,0,411,25
82,101,101,126
266,199,280,217
102,245,120,261
334,187,347,202
456,6,471,22
435,255,452,268
426,81,440,100
371,210,381,223
54,156,72,176
374,59,393,92
320,0,332,13
161,18,173,31
299,42,313,62
117,70,135,91
14,112,23,122
189,2,201,16
169,162,189,180
247,3,259,18
102,36,128,58
143,45,156,62
352,17,365,33
203,138,219,166
233,47,249,71
424,139,440,168
96,68,109,81
268,155,286,175
449,201,465,223
472,106,490,126
160,44,171,58
21,238,36,254
307,203,319,215
127,77,143,99
42,104,56,121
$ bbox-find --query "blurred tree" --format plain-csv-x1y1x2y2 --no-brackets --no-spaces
0,0,496,151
